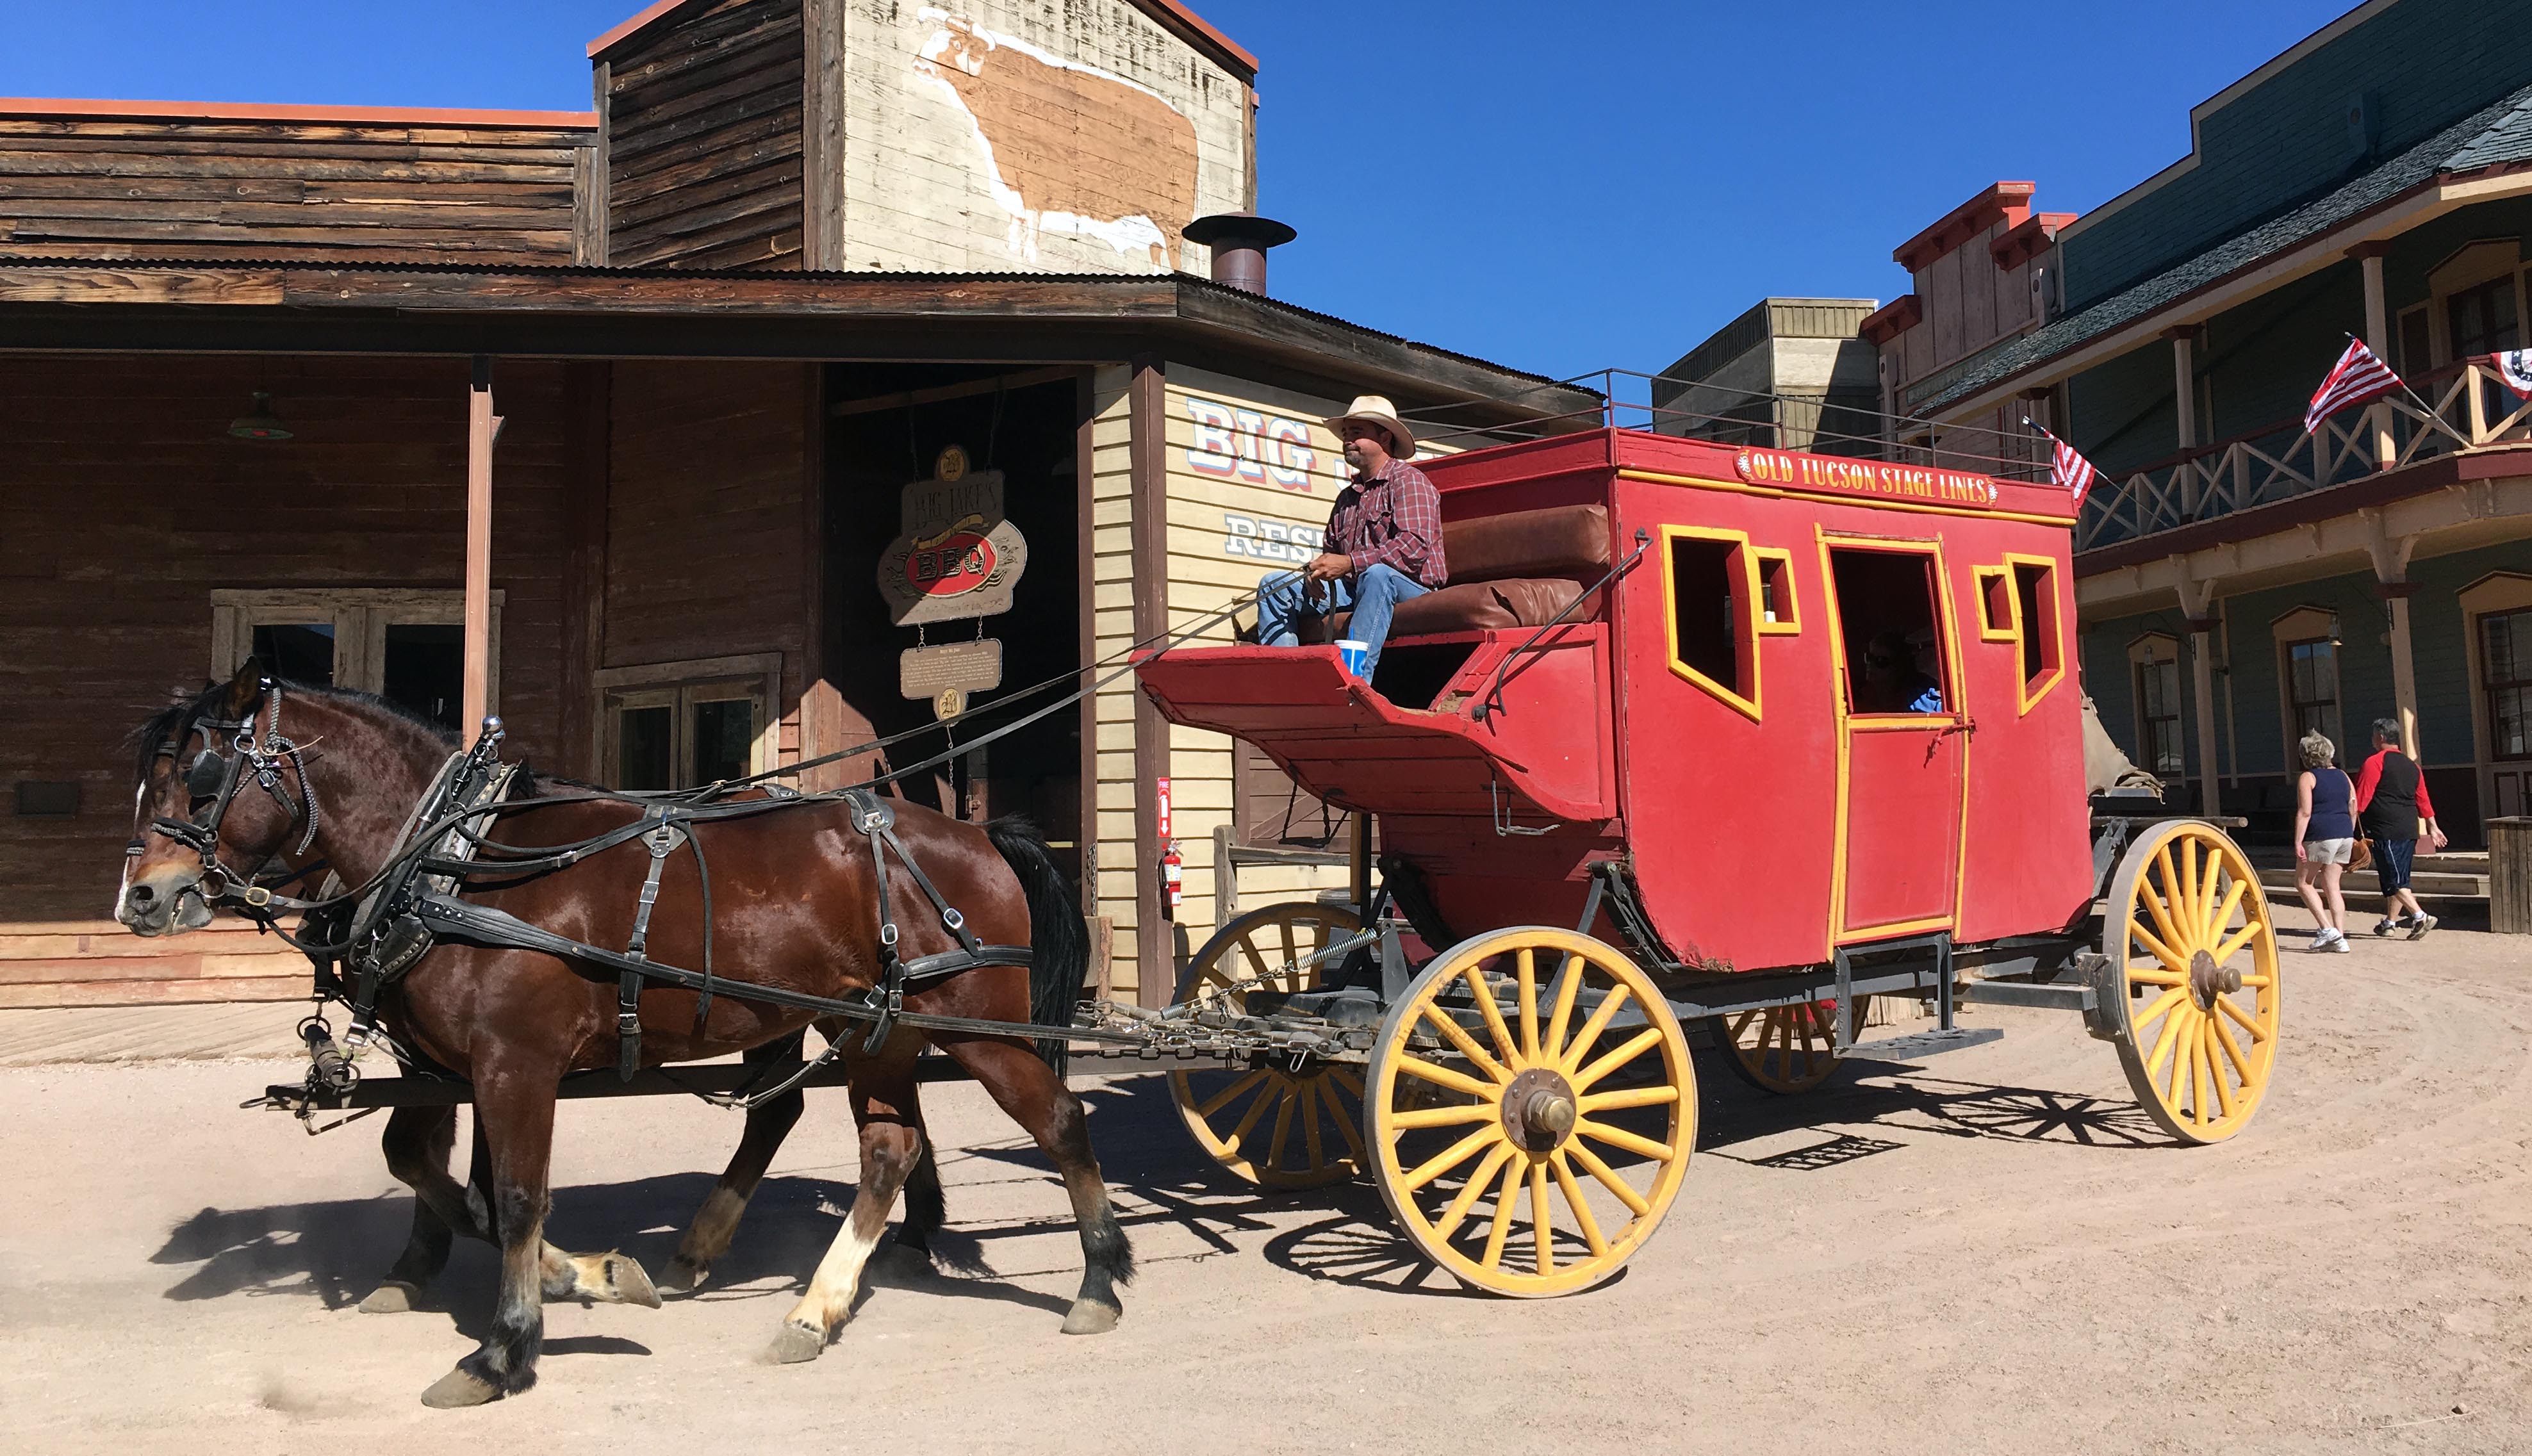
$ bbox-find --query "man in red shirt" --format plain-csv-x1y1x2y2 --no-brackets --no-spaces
1255,395,1447,680
2352,717,2446,938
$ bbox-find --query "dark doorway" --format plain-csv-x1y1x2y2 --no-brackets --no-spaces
823,369,1084,883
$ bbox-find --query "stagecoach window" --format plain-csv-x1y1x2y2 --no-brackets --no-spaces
1664,532,1754,710
381,623,463,732
2012,560,2062,699
251,622,334,685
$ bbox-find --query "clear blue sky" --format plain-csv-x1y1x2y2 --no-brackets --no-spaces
6,0,2356,384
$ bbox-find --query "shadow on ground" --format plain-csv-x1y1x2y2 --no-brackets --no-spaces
149,1054,2168,1316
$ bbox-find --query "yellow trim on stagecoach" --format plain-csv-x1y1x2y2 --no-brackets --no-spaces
1752,546,1801,636
1656,523,1764,723
2001,550,2068,717
1616,468,2076,529
1971,565,2018,642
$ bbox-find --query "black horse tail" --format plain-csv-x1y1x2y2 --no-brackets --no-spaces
986,815,1089,1076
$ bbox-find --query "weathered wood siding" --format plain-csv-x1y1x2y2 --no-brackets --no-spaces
0,111,590,265
603,361,810,757
1087,366,1143,997
602,0,807,269
0,354,572,1002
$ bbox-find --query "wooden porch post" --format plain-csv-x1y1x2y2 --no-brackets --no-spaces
2364,507,2423,761
463,357,500,745
2355,244,2396,470
2167,328,2197,453
2174,558,2221,817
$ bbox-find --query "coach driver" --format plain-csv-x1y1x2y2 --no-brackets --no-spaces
1253,395,1448,680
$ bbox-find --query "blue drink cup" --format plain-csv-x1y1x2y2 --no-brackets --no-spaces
1335,639,1371,678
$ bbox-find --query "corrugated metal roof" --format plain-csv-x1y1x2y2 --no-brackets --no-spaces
1922,81,2532,414
0,253,1580,392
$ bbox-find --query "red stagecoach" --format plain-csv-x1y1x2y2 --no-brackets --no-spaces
1135,427,2280,1297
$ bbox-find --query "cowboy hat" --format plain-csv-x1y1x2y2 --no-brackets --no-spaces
1324,395,1416,457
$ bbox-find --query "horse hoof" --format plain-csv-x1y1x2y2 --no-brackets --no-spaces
359,1280,423,1314
657,1257,706,1295
1060,1298,1121,1336
605,1254,662,1309
766,1321,828,1365
419,1368,502,1409
875,1243,934,1278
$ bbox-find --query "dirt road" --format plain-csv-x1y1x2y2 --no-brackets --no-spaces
3,925,2526,1455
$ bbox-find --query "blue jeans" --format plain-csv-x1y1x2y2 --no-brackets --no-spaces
1256,563,1430,677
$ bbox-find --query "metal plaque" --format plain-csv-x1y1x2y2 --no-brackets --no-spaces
900,638,1003,701
876,468,1030,626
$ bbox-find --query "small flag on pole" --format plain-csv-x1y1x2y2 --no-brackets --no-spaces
2485,348,2532,399
2305,336,2403,432
2025,418,2101,508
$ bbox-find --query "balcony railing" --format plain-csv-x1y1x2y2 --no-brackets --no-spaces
2073,361,2532,552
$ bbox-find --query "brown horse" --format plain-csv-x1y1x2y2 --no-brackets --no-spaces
116,660,1126,1407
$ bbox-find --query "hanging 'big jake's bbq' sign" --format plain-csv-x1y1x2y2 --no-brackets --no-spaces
1734,447,2000,507
875,454,1029,626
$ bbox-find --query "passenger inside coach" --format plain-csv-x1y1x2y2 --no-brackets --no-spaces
1829,547,1949,715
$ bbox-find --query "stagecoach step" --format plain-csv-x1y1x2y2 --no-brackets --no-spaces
1841,1026,2002,1065
1957,979,2096,1011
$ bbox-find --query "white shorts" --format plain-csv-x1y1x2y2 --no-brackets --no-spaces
2303,838,2356,865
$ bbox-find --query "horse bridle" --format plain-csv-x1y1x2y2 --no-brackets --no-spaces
133,679,322,912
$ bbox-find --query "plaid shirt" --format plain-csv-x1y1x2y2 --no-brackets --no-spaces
1325,459,1447,587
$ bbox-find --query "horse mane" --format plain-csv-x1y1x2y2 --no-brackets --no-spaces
126,676,459,785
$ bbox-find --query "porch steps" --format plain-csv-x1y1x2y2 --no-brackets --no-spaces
2251,849,2490,908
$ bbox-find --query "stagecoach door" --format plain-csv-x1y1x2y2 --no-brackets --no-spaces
1820,539,1968,940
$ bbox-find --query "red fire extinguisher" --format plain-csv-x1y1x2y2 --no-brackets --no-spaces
1160,839,1183,917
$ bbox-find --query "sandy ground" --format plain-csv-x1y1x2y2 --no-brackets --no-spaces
1,917,2527,1455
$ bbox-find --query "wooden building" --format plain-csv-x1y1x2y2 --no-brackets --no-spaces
0,0,1593,1009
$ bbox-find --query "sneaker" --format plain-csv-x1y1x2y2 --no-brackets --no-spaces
2311,928,2344,953
2373,917,2405,937
2330,933,2352,953
2407,913,2437,941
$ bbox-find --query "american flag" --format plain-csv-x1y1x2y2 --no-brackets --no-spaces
2487,348,2532,400
2026,420,2101,507
2305,336,2403,433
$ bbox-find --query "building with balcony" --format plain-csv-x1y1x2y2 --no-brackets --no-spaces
1876,0,2532,847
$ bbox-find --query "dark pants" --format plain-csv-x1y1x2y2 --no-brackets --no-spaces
2369,835,2417,893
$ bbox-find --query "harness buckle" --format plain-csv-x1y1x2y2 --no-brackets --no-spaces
618,1010,643,1037
242,884,272,909
880,922,900,947
942,906,966,932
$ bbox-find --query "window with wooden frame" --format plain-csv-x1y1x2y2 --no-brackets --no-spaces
2270,606,2342,760
2006,553,2065,711
1752,547,1800,635
596,654,781,791
2129,634,2184,778
1972,566,2017,642
1660,525,1761,721
211,587,497,734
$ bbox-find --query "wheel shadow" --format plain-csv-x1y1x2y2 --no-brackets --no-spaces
1689,1047,2168,1152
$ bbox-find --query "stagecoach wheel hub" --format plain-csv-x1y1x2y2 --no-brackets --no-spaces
1500,1067,1578,1150
1366,926,1695,1299
2187,947,2239,1008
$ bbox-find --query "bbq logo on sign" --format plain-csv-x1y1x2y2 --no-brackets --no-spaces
876,464,1028,626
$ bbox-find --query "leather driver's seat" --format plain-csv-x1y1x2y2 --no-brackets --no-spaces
1296,503,1610,641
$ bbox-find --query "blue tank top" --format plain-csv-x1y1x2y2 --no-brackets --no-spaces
2306,766,2355,842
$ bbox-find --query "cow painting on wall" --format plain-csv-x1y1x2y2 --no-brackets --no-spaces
914,13,1201,270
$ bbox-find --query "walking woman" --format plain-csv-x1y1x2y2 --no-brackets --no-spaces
2292,732,2356,953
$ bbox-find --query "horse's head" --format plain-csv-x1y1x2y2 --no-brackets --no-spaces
117,657,317,937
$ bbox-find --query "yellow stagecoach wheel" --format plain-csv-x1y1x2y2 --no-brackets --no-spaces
1366,927,1695,1298
1709,997,1866,1094
2101,820,2281,1145
1168,902,1369,1189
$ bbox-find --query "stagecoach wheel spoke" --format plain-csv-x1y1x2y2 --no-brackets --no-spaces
1712,996,1861,1095
2103,821,2280,1146
1370,926,1693,1298
1169,903,1368,1189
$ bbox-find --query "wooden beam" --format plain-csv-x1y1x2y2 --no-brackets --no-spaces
1074,369,1101,912
0,267,281,304
828,365,1079,418
801,0,846,270
559,361,610,780
580,60,612,265
1129,357,1171,1007
463,356,498,746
